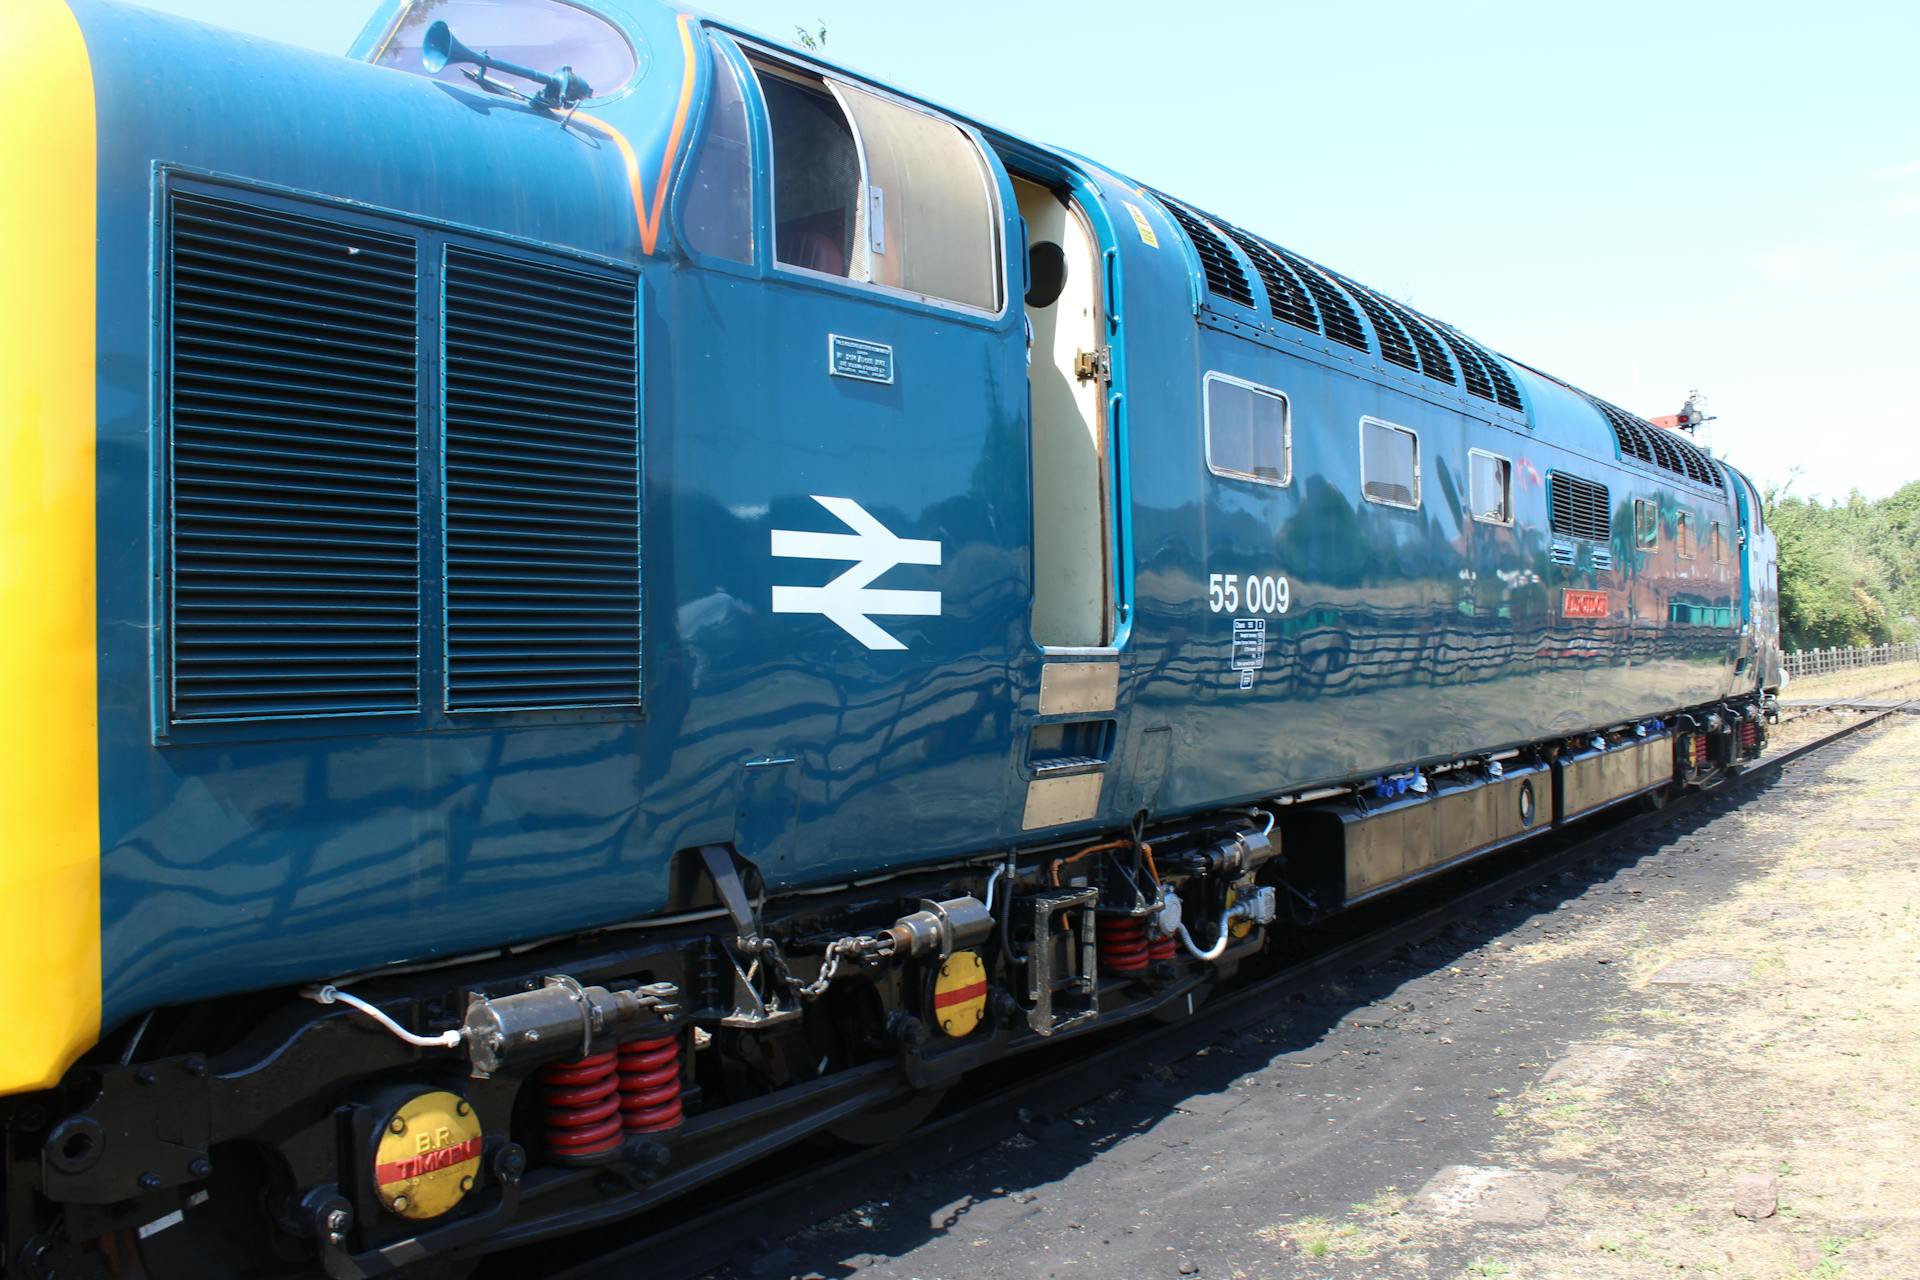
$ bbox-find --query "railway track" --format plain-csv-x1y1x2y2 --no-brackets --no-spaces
484,703,1912,1280
1774,670,1920,725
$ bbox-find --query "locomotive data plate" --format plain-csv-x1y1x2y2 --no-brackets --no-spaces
828,333,895,384
1563,589,1609,618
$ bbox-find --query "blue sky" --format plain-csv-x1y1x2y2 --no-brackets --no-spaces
132,0,1919,501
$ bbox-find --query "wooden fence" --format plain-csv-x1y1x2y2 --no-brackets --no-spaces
1783,642,1920,679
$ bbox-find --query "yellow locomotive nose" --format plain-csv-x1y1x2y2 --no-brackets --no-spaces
0,0,103,1094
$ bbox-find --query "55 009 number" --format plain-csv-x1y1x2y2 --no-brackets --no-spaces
1208,573,1291,614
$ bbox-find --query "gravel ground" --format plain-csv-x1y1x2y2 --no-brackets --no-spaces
685,718,1919,1280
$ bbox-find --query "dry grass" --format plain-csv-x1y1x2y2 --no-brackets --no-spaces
1251,1190,1421,1269
1299,719,1920,1280
1466,719,1920,1278
1781,660,1920,703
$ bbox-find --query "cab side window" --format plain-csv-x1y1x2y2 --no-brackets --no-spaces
752,60,1002,311
757,68,862,277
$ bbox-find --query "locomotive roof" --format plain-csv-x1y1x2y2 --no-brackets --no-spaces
348,0,1735,499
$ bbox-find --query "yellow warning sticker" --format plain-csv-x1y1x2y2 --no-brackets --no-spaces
1125,203,1159,248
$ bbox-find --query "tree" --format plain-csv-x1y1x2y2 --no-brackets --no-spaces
1765,479,1917,648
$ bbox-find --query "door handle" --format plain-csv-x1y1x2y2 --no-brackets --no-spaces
1103,247,1120,334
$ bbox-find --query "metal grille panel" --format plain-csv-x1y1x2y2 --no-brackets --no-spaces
1266,247,1369,351
1587,395,1722,488
167,190,421,722
1218,225,1321,332
1434,325,1495,400
442,246,641,711
1549,473,1611,543
1433,322,1524,410
1342,281,1418,371
1370,290,1457,386
1148,193,1256,308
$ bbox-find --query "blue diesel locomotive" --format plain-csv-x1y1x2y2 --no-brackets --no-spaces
0,0,1783,1273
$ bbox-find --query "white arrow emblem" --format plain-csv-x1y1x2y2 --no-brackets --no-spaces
770,496,942,650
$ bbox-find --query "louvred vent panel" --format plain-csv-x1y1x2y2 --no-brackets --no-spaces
1217,224,1321,333
1433,325,1495,400
1550,473,1611,543
442,245,641,711
1342,281,1418,371
1265,247,1369,351
1371,290,1457,386
1148,193,1256,309
167,190,422,722
1586,394,1723,488
1435,322,1524,410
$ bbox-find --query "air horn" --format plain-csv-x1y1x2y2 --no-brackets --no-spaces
421,20,592,108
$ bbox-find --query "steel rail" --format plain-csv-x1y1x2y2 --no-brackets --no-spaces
497,703,1911,1280
1775,673,1920,725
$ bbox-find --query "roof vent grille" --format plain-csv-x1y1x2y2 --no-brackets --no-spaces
1369,290,1457,386
1217,225,1321,333
1149,193,1255,309
1585,394,1722,488
1433,326,1495,400
1433,322,1524,410
1342,282,1419,371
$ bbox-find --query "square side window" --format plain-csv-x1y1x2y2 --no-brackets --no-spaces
1204,376,1290,486
1469,450,1511,524
1361,418,1419,508
1634,498,1658,549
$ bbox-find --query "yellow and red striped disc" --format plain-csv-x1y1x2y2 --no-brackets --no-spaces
372,1091,483,1220
932,950,988,1037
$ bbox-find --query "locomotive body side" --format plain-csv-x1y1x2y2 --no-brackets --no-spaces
1067,180,1743,824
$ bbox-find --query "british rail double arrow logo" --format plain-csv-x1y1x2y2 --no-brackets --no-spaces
770,496,942,650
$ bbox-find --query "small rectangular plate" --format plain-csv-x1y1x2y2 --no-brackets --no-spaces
1562,588,1609,618
828,333,894,384
1037,661,1119,715
1022,773,1103,830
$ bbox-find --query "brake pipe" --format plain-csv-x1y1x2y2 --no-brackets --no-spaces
303,984,465,1049
1161,885,1278,963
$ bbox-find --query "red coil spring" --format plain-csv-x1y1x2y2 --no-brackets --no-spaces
1097,915,1150,975
1687,734,1709,768
1738,720,1759,751
541,1051,622,1160
618,1035,684,1134
1148,931,1176,964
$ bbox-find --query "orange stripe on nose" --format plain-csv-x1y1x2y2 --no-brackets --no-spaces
574,13,699,258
